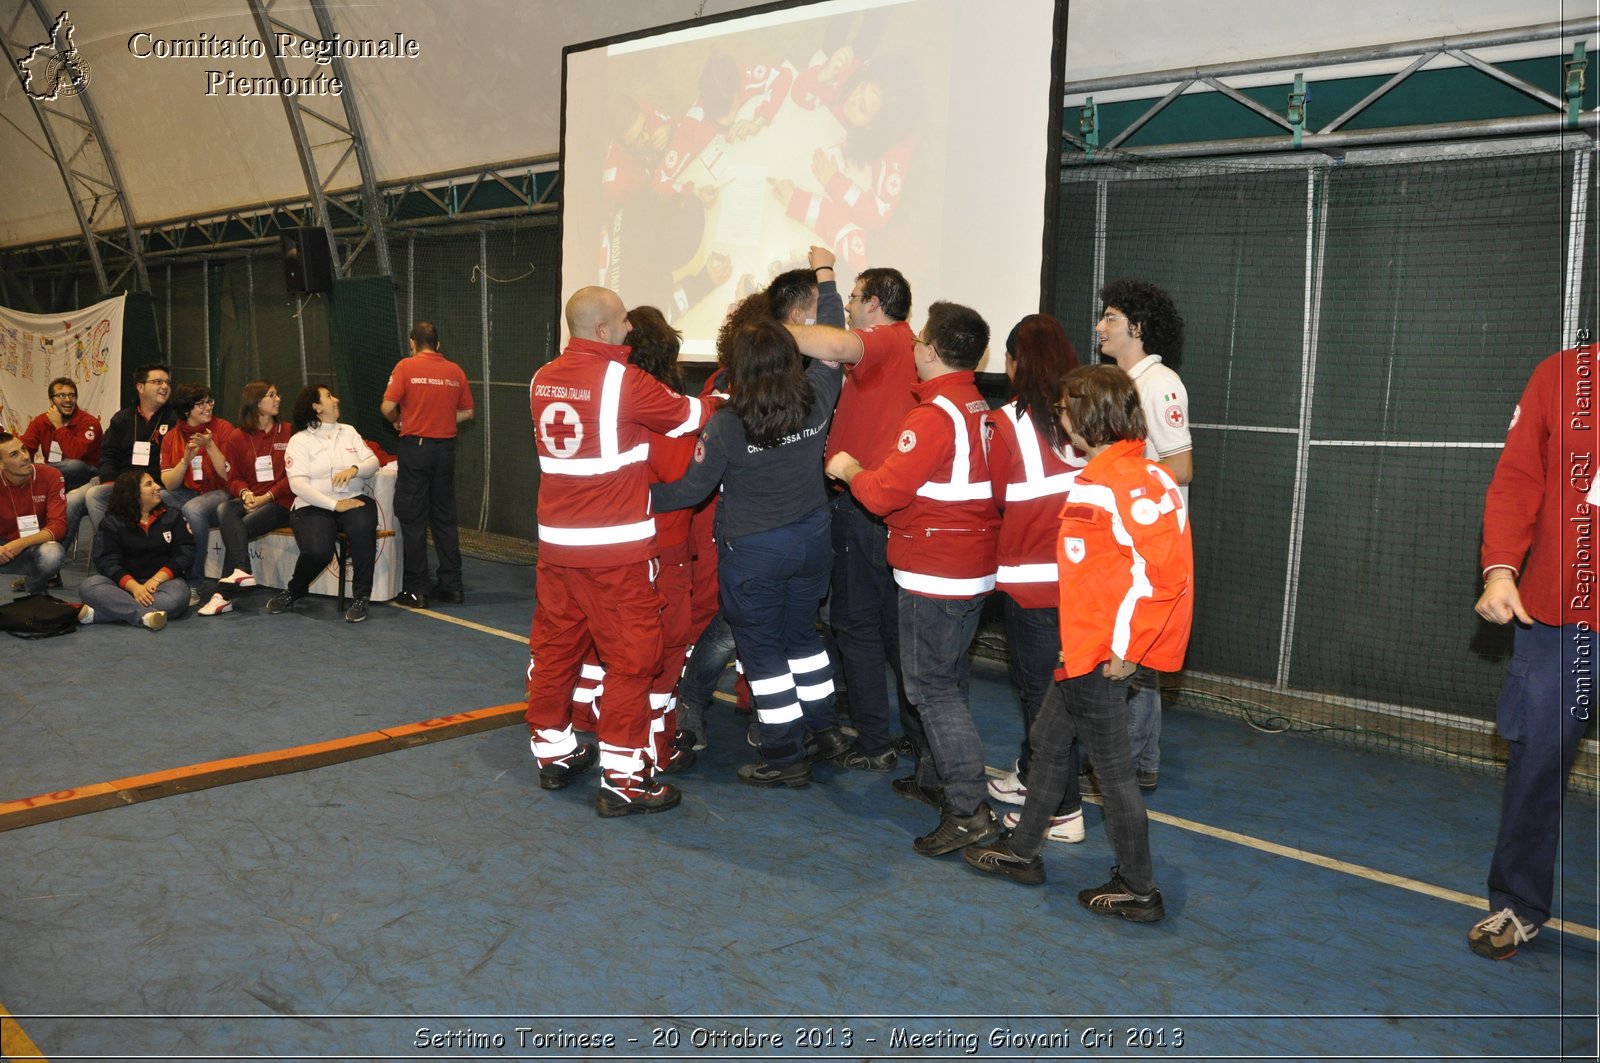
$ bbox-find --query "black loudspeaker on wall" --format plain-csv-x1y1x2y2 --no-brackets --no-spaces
281,226,334,293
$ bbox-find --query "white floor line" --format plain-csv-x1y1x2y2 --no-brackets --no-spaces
1009,767,1598,943
425,607,1599,944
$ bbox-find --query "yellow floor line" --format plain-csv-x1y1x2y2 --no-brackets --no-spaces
1039,775,1600,943
391,602,527,643
1,999,47,1061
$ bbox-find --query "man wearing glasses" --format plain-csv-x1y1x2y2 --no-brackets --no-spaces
87,364,177,561
15,377,101,583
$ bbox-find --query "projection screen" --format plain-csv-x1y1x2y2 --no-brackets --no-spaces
560,0,1064,372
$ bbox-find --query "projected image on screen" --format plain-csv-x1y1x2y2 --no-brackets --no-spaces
563,0,1061,368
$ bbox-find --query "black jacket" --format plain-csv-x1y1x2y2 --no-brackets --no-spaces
93,505,194,585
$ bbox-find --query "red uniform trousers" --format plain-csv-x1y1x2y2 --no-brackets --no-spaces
527,559,665,777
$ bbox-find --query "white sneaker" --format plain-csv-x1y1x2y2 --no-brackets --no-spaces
987,767,1028,806
188,588,202,607
77,603,94,624
1003,808,1086,843
218,568,256,587
141,610,168,632
198,592,233,616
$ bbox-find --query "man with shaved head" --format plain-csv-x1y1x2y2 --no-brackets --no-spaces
525,286,710,817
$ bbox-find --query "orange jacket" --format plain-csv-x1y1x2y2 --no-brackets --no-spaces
1055,439,1193,679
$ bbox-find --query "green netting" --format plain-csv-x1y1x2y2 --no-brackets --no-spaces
1054,143,1598,781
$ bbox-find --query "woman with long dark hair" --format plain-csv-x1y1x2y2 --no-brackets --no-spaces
981,314,1090,843
202,379,294,615
265,385,379,624
77,469,194,631
651,318,847,787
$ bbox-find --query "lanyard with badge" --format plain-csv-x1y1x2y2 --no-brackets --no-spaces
132,416,165,468
6,472,41,538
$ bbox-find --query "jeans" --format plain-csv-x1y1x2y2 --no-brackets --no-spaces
79,572,190,625
1127,670,1162,774
1,542,66,594
828,490,907,754
1488,620,1595,926
899,589,989,815
168,487,231,586
1012,670,1155,893
48,458,95,490
395,437,462,595
288,503,377,599
677,611,738,740
1001,594,1080,814
216,498,291,590
61,481,92,553
719,508,836,766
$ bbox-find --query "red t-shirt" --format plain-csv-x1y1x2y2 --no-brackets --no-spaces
824,319,917,470
383,350,473,439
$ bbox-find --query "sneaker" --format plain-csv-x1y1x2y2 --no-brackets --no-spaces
1002,808,1086,843
1468,907,1539,960
197,592,233,616
840,745,897,772
538,743,598,791
807,726,851,762
892,734,914,757
659,744,697,775
672,728,706,753
891,775,945,810
746,719,761,748
344,597,369,624
987,766,1028,806
737,760,811,788
265,590,299,614
13,575,64,591
218,568,256,587
1137,770,1159,791
1079,767,1101,798
913,803,1001,856
77,603,94,625
964,836,1046,884
595,777,681,817
1078,869,1165,922
188,588,202,608
141,610,168,632
393,591,429,609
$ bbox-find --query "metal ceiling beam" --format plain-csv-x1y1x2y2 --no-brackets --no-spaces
244,0,392,278
1066,18,1598,161
3,0,150,293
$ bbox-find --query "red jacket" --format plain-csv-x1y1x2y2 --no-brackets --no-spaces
532,337,708,567
160,418,235,493
1056,439,1193,679
1482,345,1600,627
848,371,999,599
985,400,1086,609
21,410,103,466
0,464,67,543
224,421,294,505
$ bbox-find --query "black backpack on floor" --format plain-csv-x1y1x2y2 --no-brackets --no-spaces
0,594,81,638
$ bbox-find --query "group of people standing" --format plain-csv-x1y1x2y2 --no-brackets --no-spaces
524,248,1196,923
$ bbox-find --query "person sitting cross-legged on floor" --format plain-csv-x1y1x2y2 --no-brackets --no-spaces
78,469,193,631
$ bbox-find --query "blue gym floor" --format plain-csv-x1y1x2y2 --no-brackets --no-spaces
1,555,1596,1061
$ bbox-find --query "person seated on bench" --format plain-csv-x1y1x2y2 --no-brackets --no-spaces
265,385,379,624
205,380,294,615
78,470,194,631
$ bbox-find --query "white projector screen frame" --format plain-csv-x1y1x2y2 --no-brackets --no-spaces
560,0,1065,373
